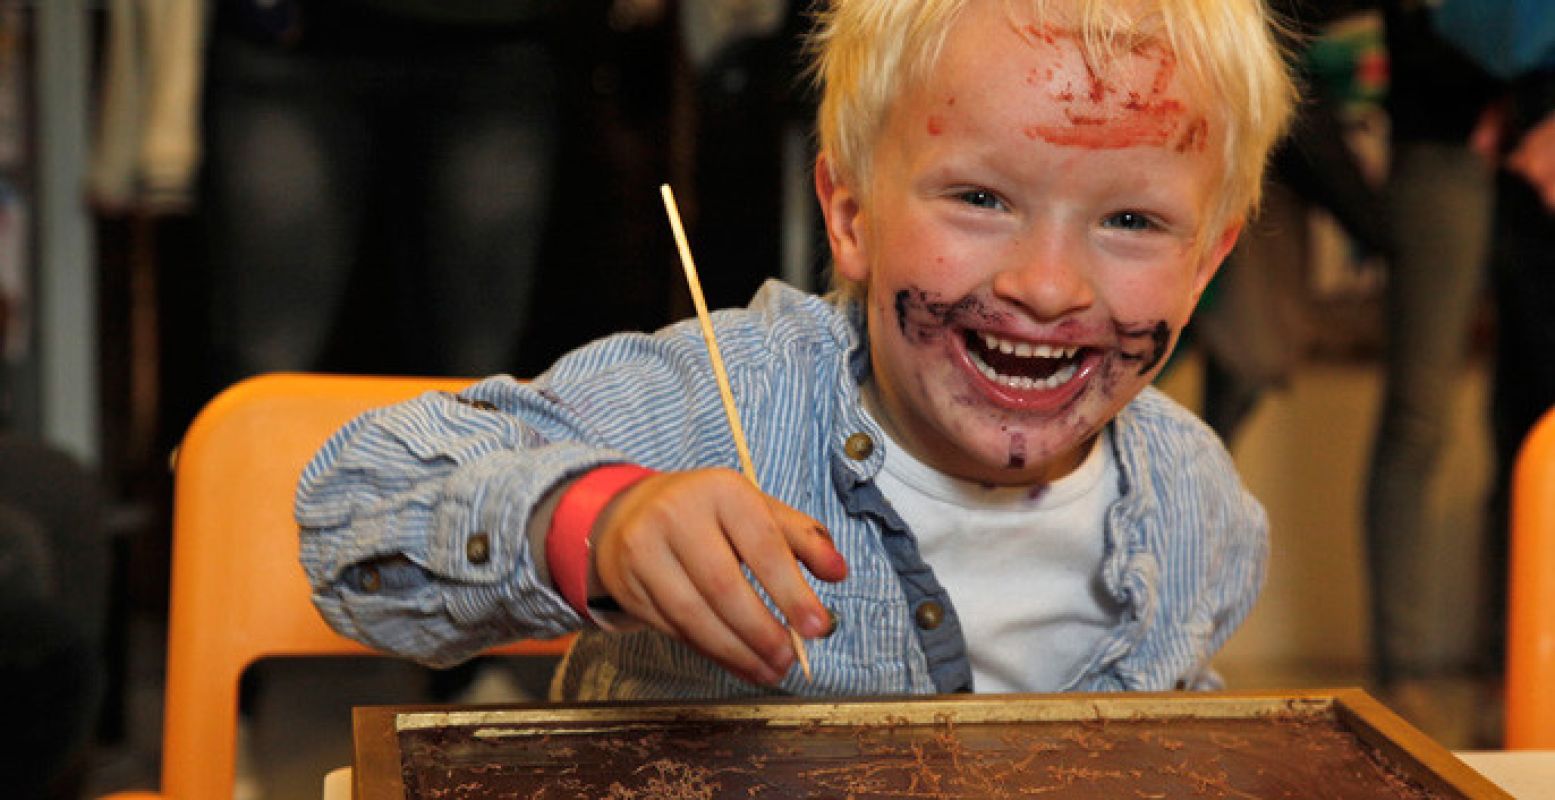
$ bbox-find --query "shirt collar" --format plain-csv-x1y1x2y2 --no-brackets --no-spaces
824,292,887,493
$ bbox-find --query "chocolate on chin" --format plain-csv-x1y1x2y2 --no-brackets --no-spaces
371,693,1486,799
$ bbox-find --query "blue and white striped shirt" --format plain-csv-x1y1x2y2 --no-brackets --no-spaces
296,280,1267,700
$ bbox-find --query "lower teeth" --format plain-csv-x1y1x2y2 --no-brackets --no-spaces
972,353,1078,390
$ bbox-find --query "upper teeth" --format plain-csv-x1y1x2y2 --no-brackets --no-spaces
982,333,1077,359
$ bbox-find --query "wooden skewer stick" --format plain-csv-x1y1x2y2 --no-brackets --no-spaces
659,183,813,683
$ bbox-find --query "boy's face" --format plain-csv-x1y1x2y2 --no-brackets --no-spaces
819,2,1240,487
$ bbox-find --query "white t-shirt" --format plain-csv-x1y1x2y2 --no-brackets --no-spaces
869,417,1123,693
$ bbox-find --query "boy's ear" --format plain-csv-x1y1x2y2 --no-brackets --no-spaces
1192,219,1244,300
815,154,870,284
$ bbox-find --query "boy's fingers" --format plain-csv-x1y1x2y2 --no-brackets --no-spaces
668,528,800,669
776,513,847,640
719,500,835,641
635,551,788,685
612,567,678,635
593,470,837,678
773,503,848,584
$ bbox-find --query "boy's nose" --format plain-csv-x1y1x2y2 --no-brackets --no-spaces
990,234,1096,321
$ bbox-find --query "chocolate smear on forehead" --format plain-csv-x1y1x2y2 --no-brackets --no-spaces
1014,23,1198,151
893,288,1010,344
1116,320,1171,375
1174,116,1209,154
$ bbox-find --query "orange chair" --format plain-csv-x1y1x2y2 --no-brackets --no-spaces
101,373,573,800
1505,405,1555,749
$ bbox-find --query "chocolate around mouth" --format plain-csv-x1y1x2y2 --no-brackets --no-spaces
1117,320,1171,375
894,288,1009,344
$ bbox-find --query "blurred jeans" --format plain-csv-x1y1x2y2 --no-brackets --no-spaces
200,29,558,384
1194,182,1311,442
1364,140,1493,684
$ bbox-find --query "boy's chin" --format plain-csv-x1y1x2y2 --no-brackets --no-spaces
949,434,1096,487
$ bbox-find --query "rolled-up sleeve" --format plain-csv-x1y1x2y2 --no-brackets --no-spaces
296,377,628,667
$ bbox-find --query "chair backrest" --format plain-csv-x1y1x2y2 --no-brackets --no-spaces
1506,405,1555,749
154,373,573,798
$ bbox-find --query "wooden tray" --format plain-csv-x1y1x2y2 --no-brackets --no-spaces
352,688,1510,799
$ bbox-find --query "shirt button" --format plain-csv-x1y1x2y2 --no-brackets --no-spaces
466,533,492,565
450,393,498,411
914,600,944,630
844,432,874,460
358,566,382,593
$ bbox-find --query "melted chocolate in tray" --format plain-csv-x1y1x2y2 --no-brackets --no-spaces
397,711,1450,799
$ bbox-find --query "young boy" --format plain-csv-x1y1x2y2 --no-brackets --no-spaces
297,0,1296,700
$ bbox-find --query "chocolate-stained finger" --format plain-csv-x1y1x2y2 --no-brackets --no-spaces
772,501,848,585
717,501,833,642
667,520,798,672
634,547,787,686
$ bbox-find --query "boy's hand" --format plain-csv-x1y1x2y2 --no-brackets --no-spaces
589,468,848,686
1508,110,1555,214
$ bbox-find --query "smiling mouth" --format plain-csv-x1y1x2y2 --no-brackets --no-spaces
964,330,1089,391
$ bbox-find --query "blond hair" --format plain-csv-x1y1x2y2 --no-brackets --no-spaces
809,0,1297,274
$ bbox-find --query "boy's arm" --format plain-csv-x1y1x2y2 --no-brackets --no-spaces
1189,457,1270,691
295,376,641,667
295,298,850,673
1126,392,1270,692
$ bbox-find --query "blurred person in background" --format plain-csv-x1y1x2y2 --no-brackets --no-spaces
91,4,682,793
90,0,682,389
1363,0,1501,737
1429,0,1555,717
677,0,818,310
198,0,567,387
1190,0,1390,444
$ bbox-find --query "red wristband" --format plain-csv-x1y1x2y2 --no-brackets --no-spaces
546,464,656,616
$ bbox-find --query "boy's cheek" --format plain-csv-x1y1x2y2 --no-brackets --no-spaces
1115,319,1174,377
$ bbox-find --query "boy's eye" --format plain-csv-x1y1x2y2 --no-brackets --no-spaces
957,189,1005,211
1103,211,1158,231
